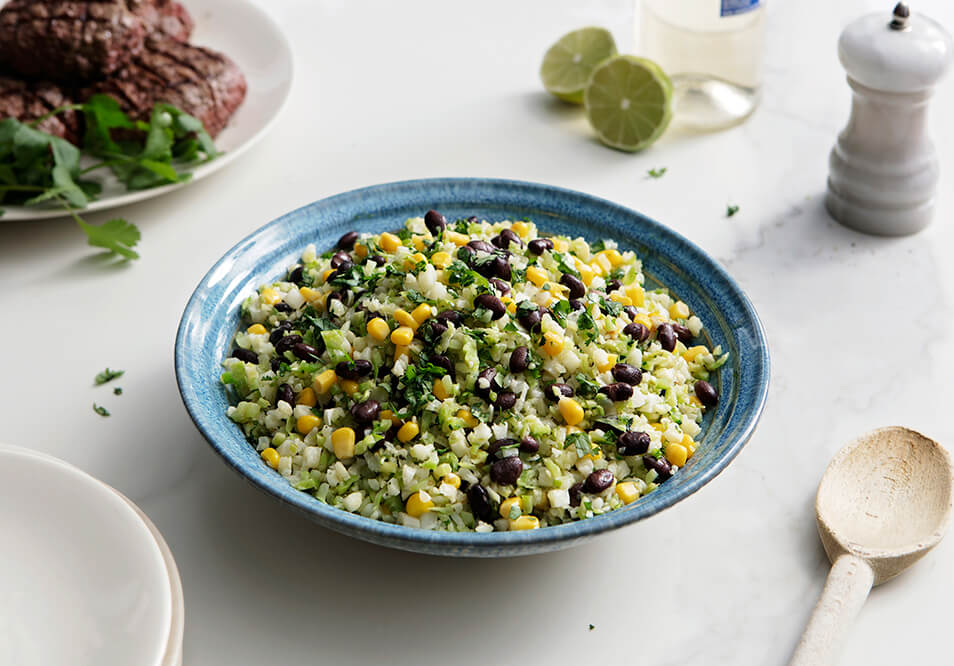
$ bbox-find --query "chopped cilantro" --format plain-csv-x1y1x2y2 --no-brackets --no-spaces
553,252,580,278
589,624,595,631
94,368,124,385
113,387,123,396
726,204,740,217
92,403,110,417
566,432,591,458
575,373,599,398
647,167,667,179
588,239,606,253
550,298,572,325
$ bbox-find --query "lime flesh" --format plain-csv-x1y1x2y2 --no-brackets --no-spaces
540,27,617,104
583,55,673,152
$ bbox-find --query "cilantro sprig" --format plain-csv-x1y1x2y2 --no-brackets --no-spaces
0,95,220,260
94,367,124,385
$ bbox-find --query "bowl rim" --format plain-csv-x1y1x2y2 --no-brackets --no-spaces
175,177,770,552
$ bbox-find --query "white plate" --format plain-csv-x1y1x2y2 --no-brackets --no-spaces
0,445,172,666
1,0,293,221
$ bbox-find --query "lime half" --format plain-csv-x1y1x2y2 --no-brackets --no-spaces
583,55,673,152
540,27,617,104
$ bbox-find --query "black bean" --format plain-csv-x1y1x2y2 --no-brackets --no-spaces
231,348,258,364
494,257,512,281
492,228,522,249
623,322,650,342
489,277,511,295
331,251,352,268
583,469,614,494
274,334,302,355
269,321,293,345
520,436,540,454
611,363,643,386
351,399,380,424
424,319,448,340
424,209,446,234
474,293,505,320
335,360,371,380
467,239,495,254
467,483,494,521
545,383,574,402
569,299,584,311
436,310,461,326
517,306,542,333
292,342,321,361
288,265,304,284
509,346,529,373
672,323,693,343
337,231,358,250
488,438,518,457
643,454,673,481
428,354,454,378
560,273,586,300
596,420,625,434
353,359,373,376
490,456,523,486
569,483,584,507
656,323,677,352
467,216,478,223
368,255,386,266
599,382,634,402
617,431,651,456
495,391,517,410
457,245,476,264
527,238,553,255
270,357,283,372
475,368,499,400
477,256,510,281
624,306,638,320
694,380,719,407
275,383,295,406
273,302,292,313
606,279,622,293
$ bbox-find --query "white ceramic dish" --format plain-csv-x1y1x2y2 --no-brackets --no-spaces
1,0,293,221
0,445,172,666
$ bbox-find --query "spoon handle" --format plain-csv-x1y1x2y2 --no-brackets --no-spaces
789,554,874,666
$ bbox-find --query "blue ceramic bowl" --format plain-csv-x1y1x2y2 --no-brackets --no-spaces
175,178,770,557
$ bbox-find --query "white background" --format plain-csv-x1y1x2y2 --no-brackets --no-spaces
2,0,953,664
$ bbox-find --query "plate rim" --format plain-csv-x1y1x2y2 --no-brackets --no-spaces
174,177,771,553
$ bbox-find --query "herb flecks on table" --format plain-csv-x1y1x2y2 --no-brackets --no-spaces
726,204,740,217
92,403,110,417
94,367,124,385
0,95,221,260
647,167,667,179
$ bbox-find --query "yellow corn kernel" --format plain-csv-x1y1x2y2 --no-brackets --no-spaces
246,323,267,335
443,473,461,489
510,221,530,238
547,282,569,298
261,447,280,469
632,313,654,331
689,395,703,408
507,300,517,315
542,331,564,357
683,345,708,362
558,397,584,426
609,291,632,306
390,326,415,346
552,237,569,253
597,354,617,372
379,232,401,253
578,264,597,287
526,266,547,287
404,252,427,270
625,285,645,307
446,230,469,246
602,248,623,267
296,413,321,435
500,295,513,306
299,286,320,303
261,288,281,305
457,408,479,428
340,379,359,396
499,497,522,519
397,421,420,443
405,491,434,518
394,345,410,362
367,317,390,342
433,378,450,400
354,243,368,259
669,301,690,319
430,251,452,268
593,253,613,273
393,309,416,330
322,268,335,283
412,235,428,251
650,422,666,432
616,481,639,504
665,442,688,467
565,425,583,435
331,427,356,459
380,409,401,426
681,433,696,457
411,303,433,325
296,387,317,407
580,450,603,463
313,369,338,395
510,516,540,531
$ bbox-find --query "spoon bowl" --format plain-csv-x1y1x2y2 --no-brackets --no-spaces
791,426,953,665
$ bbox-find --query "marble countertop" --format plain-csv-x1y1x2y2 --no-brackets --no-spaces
2,0,952,663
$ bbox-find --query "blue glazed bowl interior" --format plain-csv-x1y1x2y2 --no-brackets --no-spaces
175,178,770,557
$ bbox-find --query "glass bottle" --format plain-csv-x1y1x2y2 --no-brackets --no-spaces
637,0,766,130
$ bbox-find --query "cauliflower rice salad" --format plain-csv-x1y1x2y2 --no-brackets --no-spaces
223,211,727,532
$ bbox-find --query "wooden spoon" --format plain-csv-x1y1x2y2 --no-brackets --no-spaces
790,426,952,665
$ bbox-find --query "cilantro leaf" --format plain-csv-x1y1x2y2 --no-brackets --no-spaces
75,217,140,259
92,403,111,417
647,167,667,179
95,368,125,384
726,204,740,217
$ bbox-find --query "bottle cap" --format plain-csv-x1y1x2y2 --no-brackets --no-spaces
838,2,953,92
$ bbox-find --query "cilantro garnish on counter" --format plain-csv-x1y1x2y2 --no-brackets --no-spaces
94,367,125,385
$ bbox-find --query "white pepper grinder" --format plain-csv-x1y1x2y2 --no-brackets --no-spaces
827,2,953,236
